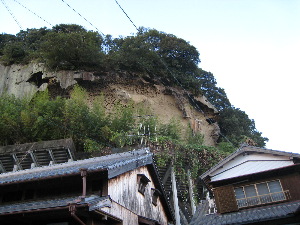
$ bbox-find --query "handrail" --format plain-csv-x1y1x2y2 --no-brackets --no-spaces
236,190,290,208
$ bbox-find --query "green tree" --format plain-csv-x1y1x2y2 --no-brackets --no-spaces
0,94,28,145
218,107,268,147
1,42,27,65
105,28,201,91
28,90,66,141
197,68,231,110
0,33,17,56
38,24,104,70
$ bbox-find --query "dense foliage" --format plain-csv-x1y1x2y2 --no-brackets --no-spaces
0,24,268,148
0,87,198,149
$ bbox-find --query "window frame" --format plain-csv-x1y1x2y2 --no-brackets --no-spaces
151,188,161,206
137,174,151,195
234,179,287,208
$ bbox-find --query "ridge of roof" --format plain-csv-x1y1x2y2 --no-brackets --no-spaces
200,145,300,180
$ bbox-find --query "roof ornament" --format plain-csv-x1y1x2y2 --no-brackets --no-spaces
239,137,257,149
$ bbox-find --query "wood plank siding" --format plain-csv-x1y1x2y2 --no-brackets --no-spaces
280,172,300,201
100,201,138,225
107,166,169,225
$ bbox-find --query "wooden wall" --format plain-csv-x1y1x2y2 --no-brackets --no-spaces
214,185,238,214
100,201,138,225
107,166,169,225
280,172,300,201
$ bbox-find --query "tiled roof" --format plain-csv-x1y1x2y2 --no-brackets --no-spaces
0,195,110,215
0,148,152,185
190,200,300,225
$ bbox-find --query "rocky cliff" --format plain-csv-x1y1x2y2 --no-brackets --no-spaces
0,63,220,146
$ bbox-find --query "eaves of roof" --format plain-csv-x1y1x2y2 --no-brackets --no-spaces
0,194,110,215
209,163,300,186
200,145,300,181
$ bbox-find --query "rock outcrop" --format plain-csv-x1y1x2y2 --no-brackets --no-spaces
0,63,220,146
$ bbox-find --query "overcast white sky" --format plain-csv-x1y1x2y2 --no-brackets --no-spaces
1,0,300,153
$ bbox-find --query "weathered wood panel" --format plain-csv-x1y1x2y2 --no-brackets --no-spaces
214,185,238,214
100,201,138,225
280,173,300,201
108,166,169,225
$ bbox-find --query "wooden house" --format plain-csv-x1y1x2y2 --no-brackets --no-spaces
190,144,300,225
0,142,174,225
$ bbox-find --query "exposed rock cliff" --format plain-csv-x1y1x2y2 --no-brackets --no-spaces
0,63,219,146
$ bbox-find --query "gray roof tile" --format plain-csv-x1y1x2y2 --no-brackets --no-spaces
190,200,300,225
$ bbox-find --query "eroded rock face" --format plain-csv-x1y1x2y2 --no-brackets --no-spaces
0,63,220,146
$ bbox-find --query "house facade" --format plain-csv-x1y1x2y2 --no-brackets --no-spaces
190,144,300,225
0,144,173,225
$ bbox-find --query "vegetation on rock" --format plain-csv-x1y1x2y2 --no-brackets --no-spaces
0,24,268,149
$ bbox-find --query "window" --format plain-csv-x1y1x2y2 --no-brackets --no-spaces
151,188,161,206
137,174,151,195
234,180,287,208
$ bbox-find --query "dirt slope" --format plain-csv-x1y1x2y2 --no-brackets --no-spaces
0,63,219,146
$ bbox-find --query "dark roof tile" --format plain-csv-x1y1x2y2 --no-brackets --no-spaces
0,148,152,185
190,200,300,225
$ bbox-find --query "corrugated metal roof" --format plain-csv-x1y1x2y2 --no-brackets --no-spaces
211,160,293,182
200,145,300,181
190,200,300,225
0,148,152,185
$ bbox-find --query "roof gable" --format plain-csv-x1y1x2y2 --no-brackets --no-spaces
201,145,300,182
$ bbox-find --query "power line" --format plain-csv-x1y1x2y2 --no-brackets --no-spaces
12,0,53,27
60,0,105,36
1,0,23,30
114,0,138,31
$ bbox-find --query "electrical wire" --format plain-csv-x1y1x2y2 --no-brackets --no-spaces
60,0,105,36
114,0,138,31
113,0,234,147
1,0,23,30
12,0,53,27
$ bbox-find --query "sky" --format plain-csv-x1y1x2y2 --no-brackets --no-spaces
1,0,300,153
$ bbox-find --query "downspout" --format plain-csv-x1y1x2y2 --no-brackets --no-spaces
69,204,86,225
80,168,87,198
